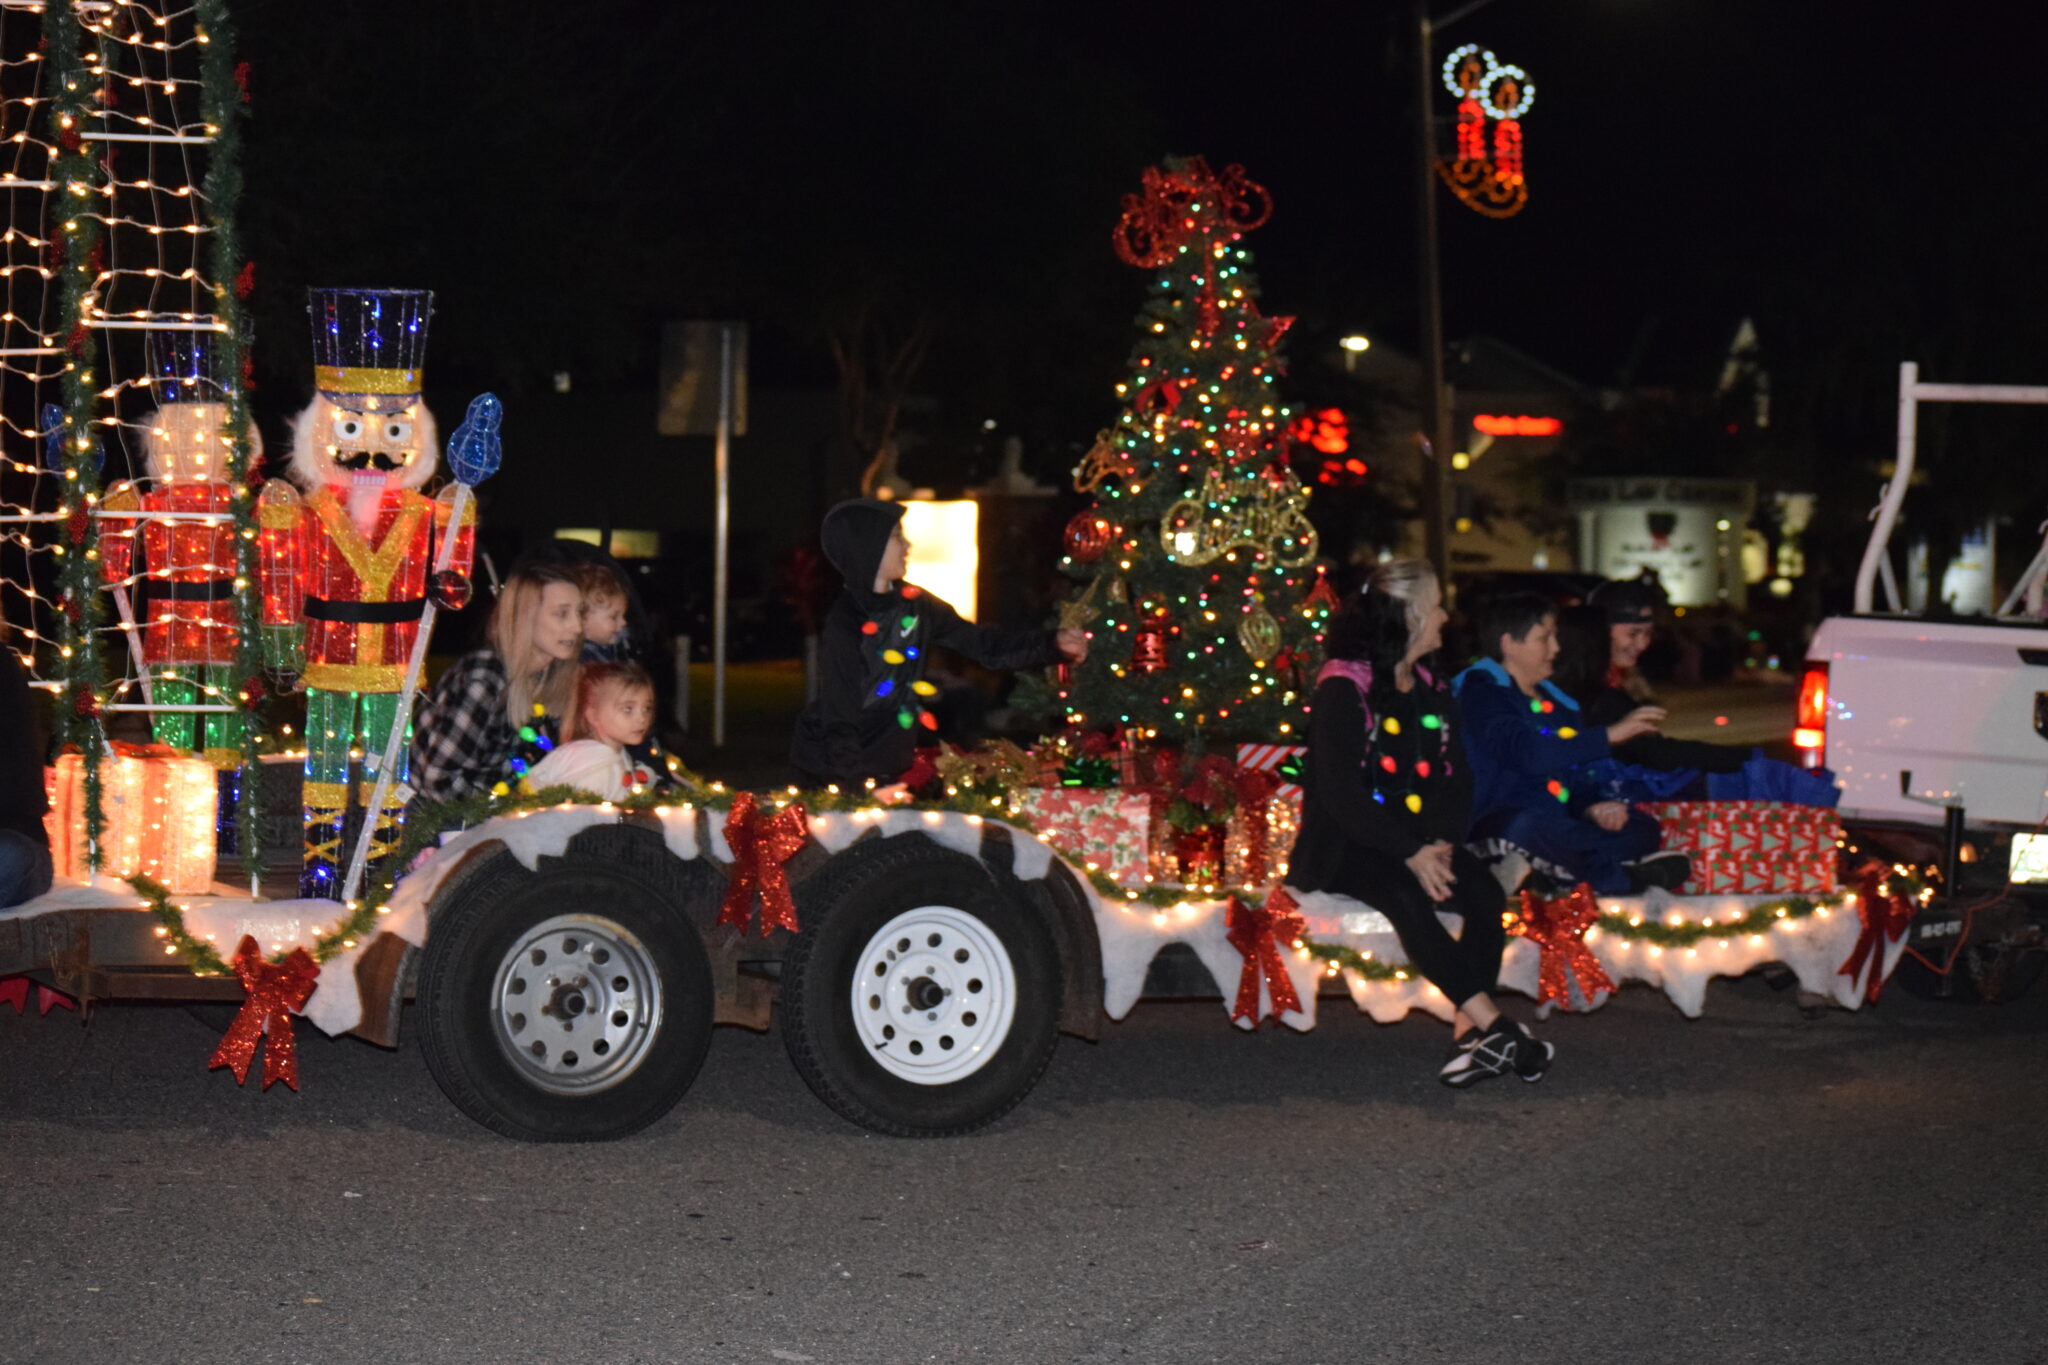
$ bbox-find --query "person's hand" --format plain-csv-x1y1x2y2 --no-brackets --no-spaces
1606,705,1666,745
1056,626,1089,662
1585,800,1629,832
1405,840,1457,903
872,782,913,806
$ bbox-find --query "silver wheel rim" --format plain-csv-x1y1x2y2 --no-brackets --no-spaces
849,905,1017,1085
490,913,665,1095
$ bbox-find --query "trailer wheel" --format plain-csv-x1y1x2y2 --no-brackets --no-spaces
418,846,714,1142
781,839,1061,1137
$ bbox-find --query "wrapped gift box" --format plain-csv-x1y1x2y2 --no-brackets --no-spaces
47,747,218,892
1639,800,1842,895
1015,787,1155,887
1226,788,1302,887
1235,743,1306,801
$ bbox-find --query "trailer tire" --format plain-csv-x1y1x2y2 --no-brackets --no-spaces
418,844,714,1142
781,838,1061,1137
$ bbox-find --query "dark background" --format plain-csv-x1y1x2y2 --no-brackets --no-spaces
225,0,2048,643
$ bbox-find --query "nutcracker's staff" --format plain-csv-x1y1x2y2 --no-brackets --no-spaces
341,394,502,903
43,404,154,706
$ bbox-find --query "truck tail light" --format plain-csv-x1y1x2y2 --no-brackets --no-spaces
1794,663,1828,768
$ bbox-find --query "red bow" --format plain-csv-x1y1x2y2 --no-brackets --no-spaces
1512,883,1615,1010
1112,156,1274,268
717,793,810,937
209,935,320,1091
1225,888,1307,1024
0,975,78,1017
1838,869,1917,1003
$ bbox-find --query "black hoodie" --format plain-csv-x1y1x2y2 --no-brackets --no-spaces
790,498,1059,786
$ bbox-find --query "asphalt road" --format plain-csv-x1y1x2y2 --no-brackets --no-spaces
4,973,2045,1365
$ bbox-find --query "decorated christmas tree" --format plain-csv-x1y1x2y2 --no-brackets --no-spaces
1029,156,1336,747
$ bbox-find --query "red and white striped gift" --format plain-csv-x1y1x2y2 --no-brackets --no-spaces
1235,742,1306,801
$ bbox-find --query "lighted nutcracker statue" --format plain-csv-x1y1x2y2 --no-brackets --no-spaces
99,330,255,771
258,288,477,898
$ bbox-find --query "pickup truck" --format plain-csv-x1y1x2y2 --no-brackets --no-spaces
1798,363,2048,998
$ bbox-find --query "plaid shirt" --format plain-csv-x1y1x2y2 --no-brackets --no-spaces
410,649,519,804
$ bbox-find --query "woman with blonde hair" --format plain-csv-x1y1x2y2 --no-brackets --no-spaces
410,561,583,806
1283,557,1552,1088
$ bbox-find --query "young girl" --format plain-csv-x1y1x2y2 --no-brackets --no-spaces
523,663,663,800
410,562,583,807
1283,558,1552,1089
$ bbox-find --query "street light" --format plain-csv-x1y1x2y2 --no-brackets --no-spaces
1340,333,1371,373
1414,0,1505,591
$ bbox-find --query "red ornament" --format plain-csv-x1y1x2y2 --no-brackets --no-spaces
1132,619,1169,674
67,504,89,544
209,936,320,1091
716,793,809,938
73,688,100,718
234,260,256,298
234,60,252,103
242,675,267,707
1064,512,1112,564
1305,569,1341,614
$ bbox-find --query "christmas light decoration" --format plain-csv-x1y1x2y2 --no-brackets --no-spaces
1436,43,1535,219
2,0,263,879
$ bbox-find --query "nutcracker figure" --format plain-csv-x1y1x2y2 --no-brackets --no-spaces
258,288,476,898
100,330,253,767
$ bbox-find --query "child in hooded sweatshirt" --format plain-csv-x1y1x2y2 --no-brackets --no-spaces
790,498,1086,790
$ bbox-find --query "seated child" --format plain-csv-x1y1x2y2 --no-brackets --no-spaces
523,663,666,800
790,497,1086,790
1451,592,1688,895
576,562,632,664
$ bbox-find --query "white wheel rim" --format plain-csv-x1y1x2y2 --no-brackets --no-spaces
490,913,666,1096
849,905,1017,1085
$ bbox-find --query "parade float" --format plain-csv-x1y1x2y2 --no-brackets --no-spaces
0,6,1917,1143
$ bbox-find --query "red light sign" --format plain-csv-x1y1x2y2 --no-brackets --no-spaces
1289,407,1350,455
1472,414,1562,437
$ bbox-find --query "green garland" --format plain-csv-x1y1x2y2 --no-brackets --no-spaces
1295,891,1847,981
194,0,263,882
44,0,110,867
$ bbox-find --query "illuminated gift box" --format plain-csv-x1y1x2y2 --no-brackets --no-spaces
47,746,219,892
1639,800,1841,895
1015,787,1154,886
1226,788,1302,887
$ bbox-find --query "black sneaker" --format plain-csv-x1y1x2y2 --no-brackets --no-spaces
1504,1020,1555,1083
1624,851,1692,893
1444,1026,1481,1067
1438,1021,1519,1088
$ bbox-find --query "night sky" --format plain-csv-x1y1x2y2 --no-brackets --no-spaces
233,0,2044,504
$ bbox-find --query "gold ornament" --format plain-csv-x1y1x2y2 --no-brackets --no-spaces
1159,466,1318,568
1238,603,1282,662
1074,430,1144,494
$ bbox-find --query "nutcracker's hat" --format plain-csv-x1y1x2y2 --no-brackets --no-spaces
306,287,433,411
145,326,232,404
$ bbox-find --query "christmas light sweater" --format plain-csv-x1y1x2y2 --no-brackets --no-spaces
790,499,1059,787
1451,658,1612,829
1285,664,1474,892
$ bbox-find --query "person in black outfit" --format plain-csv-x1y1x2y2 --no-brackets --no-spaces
0,640,53,908
790,498,1085,790
1284,558,1552,1088
1553,585,1748,780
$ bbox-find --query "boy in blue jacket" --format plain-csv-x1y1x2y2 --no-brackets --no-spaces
1452,592,1690,895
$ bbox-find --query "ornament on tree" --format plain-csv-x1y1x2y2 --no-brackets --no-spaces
1132,617,1170,674
1304,567,1341,614
1063,512,1113,565
1074,429,1142,494
1159,466,1318,568
1111,155,1273,269
1238,602,1281,662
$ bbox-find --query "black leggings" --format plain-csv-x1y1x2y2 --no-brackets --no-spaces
1332,843,1506,1007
